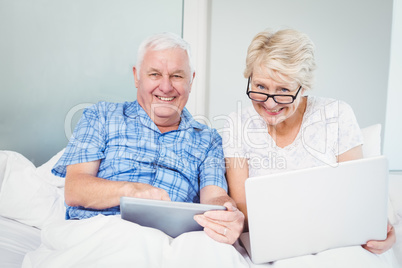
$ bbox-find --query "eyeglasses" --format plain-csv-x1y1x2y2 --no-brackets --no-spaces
246,77,302,104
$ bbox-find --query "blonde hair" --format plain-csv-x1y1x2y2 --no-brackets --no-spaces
244,29,316,90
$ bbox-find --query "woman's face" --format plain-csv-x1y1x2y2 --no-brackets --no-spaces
249,67,305,127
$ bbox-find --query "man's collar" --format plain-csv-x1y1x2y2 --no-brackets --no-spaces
178,107,207,131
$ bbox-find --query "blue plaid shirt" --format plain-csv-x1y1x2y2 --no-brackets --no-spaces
52,101,227,219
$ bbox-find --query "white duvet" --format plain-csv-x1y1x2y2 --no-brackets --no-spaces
0,150,400,268
21,214,399,268
22,215,248,268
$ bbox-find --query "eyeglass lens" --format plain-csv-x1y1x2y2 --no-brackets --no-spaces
247,92,294,103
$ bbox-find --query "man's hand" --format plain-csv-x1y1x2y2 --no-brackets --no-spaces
124,182,171,201
362,223,396,254
194,202,244,244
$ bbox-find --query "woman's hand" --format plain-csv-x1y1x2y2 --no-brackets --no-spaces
363,223,396,254
194,202,245,244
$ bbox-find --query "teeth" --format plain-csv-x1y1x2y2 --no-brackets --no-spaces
158,96,174,101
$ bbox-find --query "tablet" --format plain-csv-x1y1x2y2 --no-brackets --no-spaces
120,197,227,238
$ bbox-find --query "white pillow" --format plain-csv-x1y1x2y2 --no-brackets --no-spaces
0,150,66,229
389,174,402,224
361,124,381,158
36,148,66,188
0,151,10,193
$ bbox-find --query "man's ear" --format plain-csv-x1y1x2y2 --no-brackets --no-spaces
189,72,196,93
133,67,139,88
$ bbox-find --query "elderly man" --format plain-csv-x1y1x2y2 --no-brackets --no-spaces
52,32,244,245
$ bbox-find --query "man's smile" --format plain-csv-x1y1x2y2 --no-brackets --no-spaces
156,95,175,101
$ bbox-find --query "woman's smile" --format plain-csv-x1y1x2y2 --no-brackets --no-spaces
262,106,285,116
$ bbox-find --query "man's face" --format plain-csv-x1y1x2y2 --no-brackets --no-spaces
134,48,194,129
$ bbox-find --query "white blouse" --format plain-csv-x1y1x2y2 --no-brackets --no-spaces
222,95,363,178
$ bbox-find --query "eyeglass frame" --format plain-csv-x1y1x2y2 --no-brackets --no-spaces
246,76,302,104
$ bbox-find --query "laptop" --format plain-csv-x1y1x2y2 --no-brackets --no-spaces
240,156,389,264
120,197,226,238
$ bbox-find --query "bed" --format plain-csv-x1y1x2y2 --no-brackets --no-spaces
0,124,401,268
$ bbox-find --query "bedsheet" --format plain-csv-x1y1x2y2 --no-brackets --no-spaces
234,241,399,268
0,216,41,268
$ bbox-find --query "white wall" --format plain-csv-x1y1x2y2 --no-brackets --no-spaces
183,0,209,119
0,0,183,165
384,0,402,171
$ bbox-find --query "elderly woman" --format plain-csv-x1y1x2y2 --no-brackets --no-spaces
223,29,396,260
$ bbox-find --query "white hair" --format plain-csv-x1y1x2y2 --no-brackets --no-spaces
135,32,194,80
